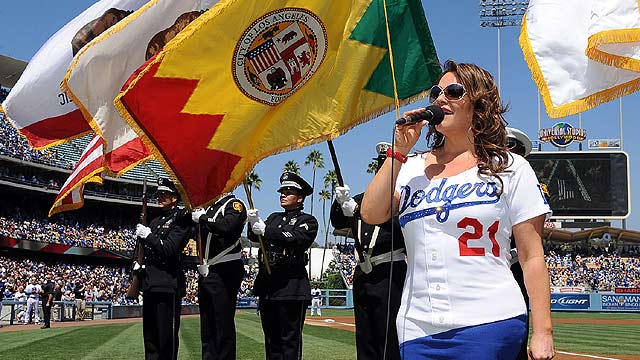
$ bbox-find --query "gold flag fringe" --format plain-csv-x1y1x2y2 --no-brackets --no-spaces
520,12,640,118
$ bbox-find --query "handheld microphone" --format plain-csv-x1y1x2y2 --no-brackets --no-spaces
395,105,444,126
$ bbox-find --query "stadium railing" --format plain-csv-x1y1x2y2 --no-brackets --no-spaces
0,300,113,325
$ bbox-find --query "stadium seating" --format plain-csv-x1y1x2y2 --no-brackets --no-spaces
0,112,168,183
0,252,263,306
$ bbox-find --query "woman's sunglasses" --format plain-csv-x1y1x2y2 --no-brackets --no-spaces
428,83,466,103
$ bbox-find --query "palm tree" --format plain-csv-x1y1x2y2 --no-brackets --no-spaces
318,188,332,278
304,150,325,215
366,160,379,174
283,160,300,174
323,170,338,195
244,170,262,200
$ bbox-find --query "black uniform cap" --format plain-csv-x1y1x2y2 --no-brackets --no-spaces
156,177,179,194
278,172,313,197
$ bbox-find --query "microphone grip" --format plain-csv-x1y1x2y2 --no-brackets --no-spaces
395,114,422,125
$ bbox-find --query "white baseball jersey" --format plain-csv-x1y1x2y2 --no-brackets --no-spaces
25,284,42,298
395,153,550,344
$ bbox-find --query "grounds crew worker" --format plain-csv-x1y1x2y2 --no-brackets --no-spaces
330,142,406,360
135,178,192,360
191,192,247,360
248,172,319,360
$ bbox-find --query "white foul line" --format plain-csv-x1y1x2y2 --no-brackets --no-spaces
556,351,624,360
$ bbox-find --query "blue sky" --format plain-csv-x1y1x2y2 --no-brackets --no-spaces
0,0,637,241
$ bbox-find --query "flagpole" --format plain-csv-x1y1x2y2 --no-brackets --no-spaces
619,98,626,230
381,1,402,358
242,181,271,274
326,140,344,187
497,27,501,94
578,113,582,151
537,91,541,151
619,98,624,150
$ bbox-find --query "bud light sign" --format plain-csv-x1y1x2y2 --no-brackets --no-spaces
550,294,590,310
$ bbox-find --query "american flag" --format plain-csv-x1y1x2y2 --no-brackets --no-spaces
247,40,281,73
49,134,105,216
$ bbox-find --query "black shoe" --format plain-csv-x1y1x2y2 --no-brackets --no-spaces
40,325,50,329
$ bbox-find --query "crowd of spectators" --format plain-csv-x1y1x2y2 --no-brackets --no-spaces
332,243,357,288
239,251,259,298
0,255,132,307
0,114,74,169
0,214,137,252
545,243,640,292
0,251,264,310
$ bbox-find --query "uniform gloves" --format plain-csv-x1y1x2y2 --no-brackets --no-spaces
335,185,351,205
247,209,260,223
341,199,357,217
191,208,206,223
247,209,266,236
251,220,266,236
135,224,151,239
336,185,357,217
197,263,209,278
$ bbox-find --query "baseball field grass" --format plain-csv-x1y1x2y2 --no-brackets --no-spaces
0,310,638,359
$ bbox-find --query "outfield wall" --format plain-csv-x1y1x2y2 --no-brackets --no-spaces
551,292,640,312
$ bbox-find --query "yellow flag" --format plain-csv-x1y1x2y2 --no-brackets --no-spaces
117,0,440,208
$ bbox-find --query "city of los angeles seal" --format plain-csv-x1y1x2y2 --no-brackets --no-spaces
233,8,327,105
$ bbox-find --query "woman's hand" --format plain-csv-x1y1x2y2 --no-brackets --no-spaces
529,331,555,360
395,109,430,154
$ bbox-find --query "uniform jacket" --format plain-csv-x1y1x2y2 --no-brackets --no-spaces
142,207,192,294
252,208,318,301
198,194,247,262
330,193,405,258
42,281,54,304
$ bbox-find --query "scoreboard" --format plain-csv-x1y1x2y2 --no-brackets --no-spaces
527,151,630,219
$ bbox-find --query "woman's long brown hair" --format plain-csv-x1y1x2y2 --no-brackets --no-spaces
426,60,511,192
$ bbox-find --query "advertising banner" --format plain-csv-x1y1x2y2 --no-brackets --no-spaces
550,286,586,293
550,294,590,310
601,294,640,310
615,288,640,294
237,298,258,308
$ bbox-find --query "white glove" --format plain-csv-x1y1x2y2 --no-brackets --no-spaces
251,219,266,236
341,198,358,217
197,263,209,277
191,208,206,223
335,185,351,205
132,261,142,272
247,209,260,224
135,224,151,239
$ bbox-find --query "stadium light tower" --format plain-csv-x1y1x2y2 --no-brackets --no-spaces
479,0,529,93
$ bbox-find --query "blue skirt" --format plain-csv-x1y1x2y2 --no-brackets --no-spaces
400,314,527,359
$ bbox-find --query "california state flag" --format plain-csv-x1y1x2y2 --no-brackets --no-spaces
1,0,148,149
116,0,441,208
63,0,217,175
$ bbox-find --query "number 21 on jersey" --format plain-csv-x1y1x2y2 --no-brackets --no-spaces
457,217,500,257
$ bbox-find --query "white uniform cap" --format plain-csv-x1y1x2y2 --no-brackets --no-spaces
375,142,392,156
506,127,533,157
